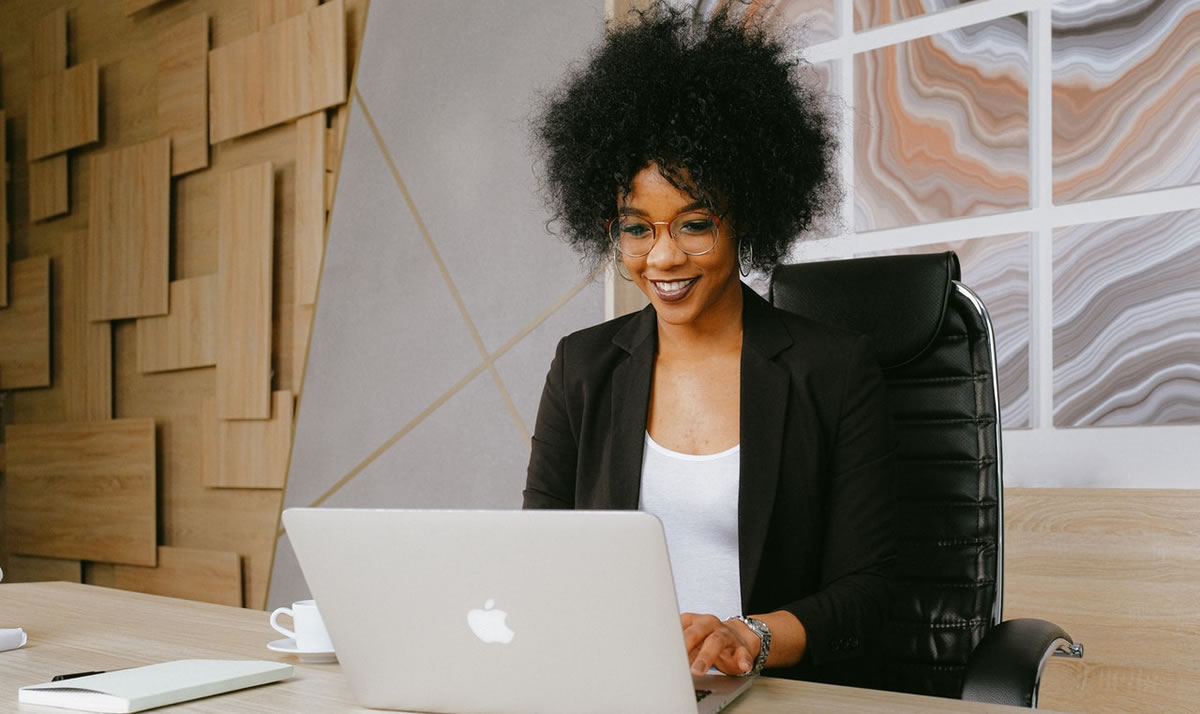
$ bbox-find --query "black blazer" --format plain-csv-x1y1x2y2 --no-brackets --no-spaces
523,284,896,680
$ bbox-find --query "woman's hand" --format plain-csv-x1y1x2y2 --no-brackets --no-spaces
680,613,760,676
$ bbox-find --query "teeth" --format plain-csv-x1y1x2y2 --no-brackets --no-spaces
655,279,694,292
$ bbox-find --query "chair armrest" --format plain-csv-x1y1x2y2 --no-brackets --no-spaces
961,618,1081,708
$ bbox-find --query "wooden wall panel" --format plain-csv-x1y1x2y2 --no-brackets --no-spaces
4,555,82,584
28,60,100,160
137,274,217,373
61,234,113,421
1005,488,1200,713
293,302,314,394
251,0,318,31
32,7,67,76
85,546,242,607
86,137,170,321
202,391,294,489
29,156,70,223
29,8,70,222
1,110,7,307
124,0,173,16
295,111,325,306
0,256,51,390
5,419,157,566
158,13,210,176
216,161,274,419
208,0,346,143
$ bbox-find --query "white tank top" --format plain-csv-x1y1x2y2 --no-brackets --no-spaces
638,432,742,620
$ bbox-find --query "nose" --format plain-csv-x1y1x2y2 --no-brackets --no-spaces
643,222,686,269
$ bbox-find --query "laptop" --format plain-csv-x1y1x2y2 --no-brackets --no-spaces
282,508,755,714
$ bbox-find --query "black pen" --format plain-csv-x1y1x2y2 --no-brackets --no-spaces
51,671,106,682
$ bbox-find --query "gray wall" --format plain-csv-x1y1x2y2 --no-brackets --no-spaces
269,0,606,608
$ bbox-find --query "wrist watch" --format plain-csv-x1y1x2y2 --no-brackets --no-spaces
728,615,771,676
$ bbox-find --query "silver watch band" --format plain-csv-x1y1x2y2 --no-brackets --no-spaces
728,615,771,676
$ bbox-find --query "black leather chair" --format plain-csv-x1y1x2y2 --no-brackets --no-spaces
769,251,1083,707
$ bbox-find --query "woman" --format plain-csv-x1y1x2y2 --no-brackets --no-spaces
524,2,896,684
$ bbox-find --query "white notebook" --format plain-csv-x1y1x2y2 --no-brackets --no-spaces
19,659,293,713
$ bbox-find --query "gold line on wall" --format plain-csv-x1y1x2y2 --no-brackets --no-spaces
355,89,531,445
61,233,113,421
123,0,171,16
301,269,599,514
216,162,275,420
157,13,210,177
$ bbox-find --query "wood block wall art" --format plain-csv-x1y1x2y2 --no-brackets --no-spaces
158,13,210,176
61,234,113,421
252,0,318,31
85,546,242,607
208,0,346,143
5,419,157,566
125,0,173,16
1,109,7,307
217,161,274,419
0,256,51,390
202,391,294,488
137,274,216,373
29,9,70,222
4,554,83,584
29,156,69,223
32,8,68,76
87,137,170,321
295,111,326,306
28,60,100,161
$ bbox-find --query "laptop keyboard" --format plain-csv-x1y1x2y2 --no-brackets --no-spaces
695,689,713,702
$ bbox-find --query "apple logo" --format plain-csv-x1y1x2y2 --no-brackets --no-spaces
467,599,515,644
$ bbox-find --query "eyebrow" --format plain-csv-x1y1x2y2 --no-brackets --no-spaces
619,200,708,216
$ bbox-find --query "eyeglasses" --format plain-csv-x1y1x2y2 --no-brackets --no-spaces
606,211,723,257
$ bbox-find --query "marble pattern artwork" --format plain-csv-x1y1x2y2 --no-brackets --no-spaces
772,0,837,44
1052,0,1200,203
1053,210,1200,427
854,0,979,32
854,14,1029,232
862,234,1031,428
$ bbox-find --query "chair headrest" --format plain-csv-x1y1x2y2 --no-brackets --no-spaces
769,251,960,369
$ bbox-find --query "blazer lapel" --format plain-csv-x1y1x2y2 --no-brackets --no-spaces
607,305,657,510
738,286,792,608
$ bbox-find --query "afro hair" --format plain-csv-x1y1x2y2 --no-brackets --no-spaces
533,1,840,272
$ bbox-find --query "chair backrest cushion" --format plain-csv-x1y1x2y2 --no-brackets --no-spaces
770,252,1001,698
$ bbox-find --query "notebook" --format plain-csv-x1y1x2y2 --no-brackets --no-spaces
19,659,293,713
282,508,754,714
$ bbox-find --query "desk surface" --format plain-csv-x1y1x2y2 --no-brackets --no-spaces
1,582,1030,713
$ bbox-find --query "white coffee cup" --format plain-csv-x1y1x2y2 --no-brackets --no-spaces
270,599,334,652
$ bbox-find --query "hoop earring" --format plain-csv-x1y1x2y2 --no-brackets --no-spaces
739,241,753,277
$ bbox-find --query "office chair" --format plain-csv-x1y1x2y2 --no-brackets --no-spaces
769,251,1083,708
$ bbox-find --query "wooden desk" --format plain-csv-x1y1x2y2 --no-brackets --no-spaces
1,583,1029,712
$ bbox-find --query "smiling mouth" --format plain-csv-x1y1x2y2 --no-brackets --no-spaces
651,278,698,303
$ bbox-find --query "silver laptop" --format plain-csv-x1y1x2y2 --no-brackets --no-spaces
282,508,754,714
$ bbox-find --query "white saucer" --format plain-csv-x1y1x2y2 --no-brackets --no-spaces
267,637,337,663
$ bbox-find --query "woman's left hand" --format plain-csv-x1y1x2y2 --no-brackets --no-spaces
680,613,760,676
